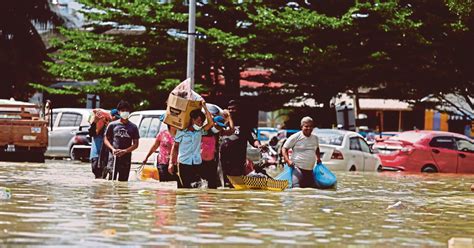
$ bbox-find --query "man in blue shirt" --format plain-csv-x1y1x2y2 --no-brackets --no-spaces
169,102,214,188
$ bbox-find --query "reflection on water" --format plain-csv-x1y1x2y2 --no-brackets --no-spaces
0,160,473,246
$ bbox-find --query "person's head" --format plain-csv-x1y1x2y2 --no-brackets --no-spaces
116,100,131,120
189,109,206,130
300,116,314,137
110,109,120,121
227,99,240,114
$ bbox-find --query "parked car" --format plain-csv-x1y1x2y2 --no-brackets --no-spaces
128,110,167,164
69,130,91,162
45,108,92,160
0,99,48,162
314,129,382,171
373,130,474,173
366,131,400,147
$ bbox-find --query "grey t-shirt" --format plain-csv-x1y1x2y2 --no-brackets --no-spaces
283,131,319,170
105,120,139,160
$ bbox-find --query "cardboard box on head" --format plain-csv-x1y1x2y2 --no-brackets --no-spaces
164,78,203,130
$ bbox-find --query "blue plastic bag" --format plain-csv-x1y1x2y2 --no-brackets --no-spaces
313,163,337,188
275,164,294,188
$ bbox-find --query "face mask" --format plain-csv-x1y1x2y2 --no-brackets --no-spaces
193,124,202,131
120,111,130,119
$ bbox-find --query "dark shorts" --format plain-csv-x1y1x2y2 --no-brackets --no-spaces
157,164,178,182
201,160,219,189
177,163,204,188
292,167,317,188
106,155,131,181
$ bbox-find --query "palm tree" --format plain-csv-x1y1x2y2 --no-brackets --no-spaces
0,0,62,99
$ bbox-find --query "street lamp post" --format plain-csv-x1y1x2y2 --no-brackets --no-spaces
186,0,196,90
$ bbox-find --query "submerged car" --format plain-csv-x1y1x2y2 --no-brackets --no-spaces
315,129,382,172
373,130,474,173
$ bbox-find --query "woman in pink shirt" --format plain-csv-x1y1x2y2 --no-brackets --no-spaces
143,125,177,182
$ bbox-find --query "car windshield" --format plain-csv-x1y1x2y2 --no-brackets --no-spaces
389,132,428,143
315,131,344,146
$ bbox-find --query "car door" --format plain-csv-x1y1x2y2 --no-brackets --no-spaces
46,112,59,155
54,112,83,156
348,136,364,171
429,136,458,173
358,137,378,171
132,116,163,163
455,138,474,173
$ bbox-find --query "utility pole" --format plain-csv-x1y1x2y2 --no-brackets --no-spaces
186,0,196,90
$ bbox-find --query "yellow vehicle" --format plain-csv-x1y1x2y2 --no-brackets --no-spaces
0,99,48,162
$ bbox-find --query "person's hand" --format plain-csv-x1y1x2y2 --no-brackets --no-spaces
168,163,175,175
317,159,322,165
287,160,295,167
115,149,127,157
142,159,148,165
222,109,231,120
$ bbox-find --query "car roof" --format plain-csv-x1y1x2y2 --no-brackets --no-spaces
130,110,166,116
314,128,361,137
402,130,469,137
53,108,92,115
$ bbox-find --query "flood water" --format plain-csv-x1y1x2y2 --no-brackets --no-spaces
0,160,473,246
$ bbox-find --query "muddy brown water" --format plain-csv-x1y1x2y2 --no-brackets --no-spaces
0,160,473,246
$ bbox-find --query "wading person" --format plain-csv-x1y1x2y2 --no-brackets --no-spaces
201,111,234,189
89,108,119,178
104,101,140,181
142,115,177,181
281,116,322,188
169,103,214,188
220,100,263,186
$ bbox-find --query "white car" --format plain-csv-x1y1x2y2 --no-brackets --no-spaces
128,110,167,164
314,129,382,172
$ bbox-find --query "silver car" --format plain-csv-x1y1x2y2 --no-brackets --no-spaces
45,108,92,160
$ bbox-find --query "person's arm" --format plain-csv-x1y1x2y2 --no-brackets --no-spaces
282,134,296,166
103,124,116,154
143,138,160,164
168,141,179,174
219,109,235,136
316,147,322,164
202,101,214,131
282,147,293,167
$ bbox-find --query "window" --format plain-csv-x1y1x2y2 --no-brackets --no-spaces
139,117,152,138
350,137,361,151
456,138,474,153
146,117,161,138
429,136,456,150
58,113,82,127
50,113,58,126
317,131,344,146
358,138,371,153
128,114,140,126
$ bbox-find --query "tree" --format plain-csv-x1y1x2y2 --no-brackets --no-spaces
0,0,62,99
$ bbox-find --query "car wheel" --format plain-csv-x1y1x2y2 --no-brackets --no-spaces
421,165,438,173
377,165,382,172
69,147,77,161
349,165,356,172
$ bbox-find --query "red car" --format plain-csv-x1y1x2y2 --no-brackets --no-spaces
373,130,474,173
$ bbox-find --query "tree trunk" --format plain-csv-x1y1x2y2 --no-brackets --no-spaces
223,60,240,102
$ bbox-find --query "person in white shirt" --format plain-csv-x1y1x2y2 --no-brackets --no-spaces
282,116,322,188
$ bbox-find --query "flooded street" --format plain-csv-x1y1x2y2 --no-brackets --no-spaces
0,160,473,246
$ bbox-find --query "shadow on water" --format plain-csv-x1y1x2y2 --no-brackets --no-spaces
0,160,473,246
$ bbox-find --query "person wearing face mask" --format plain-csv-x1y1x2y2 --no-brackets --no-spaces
169,101,214,188
103,100,140,181
281,116,321,188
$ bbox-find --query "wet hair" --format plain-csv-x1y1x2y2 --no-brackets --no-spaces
116,100,131,111
300,116,314,126
190,109,205,121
